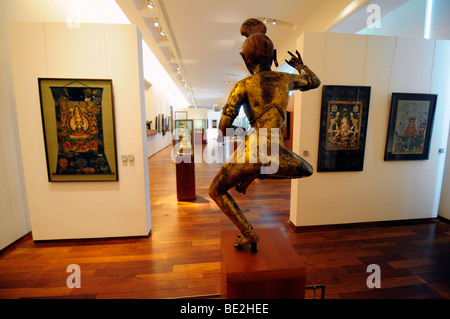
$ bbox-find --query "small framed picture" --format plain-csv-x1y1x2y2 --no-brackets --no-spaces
384,93,437,161
317,85,371,172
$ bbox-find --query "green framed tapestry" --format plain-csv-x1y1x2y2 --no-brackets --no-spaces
38,78,118,182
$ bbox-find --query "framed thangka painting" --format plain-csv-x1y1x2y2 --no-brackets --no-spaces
384,93,437,161
317,85,371,172
38,78,118,182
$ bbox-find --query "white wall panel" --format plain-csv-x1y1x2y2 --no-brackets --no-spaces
290,31,450,227
9,22,151,240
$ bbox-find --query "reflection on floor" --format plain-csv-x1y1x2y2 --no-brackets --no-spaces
0,142,449,299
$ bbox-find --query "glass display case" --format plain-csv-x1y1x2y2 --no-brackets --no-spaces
174,119,193,155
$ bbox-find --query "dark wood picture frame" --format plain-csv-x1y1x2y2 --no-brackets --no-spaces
384,93,437,161
317,85,371,172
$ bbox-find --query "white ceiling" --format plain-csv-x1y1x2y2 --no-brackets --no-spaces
116,0,406,109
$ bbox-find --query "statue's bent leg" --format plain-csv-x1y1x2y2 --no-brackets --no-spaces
209,163,260,248
261,147,313,179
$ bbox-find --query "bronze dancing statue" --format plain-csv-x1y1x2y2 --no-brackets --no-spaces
209,18,321,252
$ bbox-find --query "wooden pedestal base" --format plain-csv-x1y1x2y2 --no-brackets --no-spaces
175,154,195,201
220,228,306,299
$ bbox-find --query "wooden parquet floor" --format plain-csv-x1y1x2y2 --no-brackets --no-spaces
1,143,449,299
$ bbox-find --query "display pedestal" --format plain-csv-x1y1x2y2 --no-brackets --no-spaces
175,153,195,201
220,228,306,299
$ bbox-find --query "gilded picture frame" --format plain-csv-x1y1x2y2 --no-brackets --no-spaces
38,78,118,182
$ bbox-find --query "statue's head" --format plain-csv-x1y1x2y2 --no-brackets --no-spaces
241,33,275,74
240,18,278,74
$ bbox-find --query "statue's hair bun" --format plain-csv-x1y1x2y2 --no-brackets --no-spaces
240,18,267,37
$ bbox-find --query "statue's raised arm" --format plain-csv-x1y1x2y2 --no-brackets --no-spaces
285,50,321,92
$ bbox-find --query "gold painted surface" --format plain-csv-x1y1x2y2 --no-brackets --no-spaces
209,19,321,249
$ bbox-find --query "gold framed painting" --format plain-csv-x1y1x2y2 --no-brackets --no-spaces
38,78,118,182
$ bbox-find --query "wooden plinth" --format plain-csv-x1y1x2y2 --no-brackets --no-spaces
175,154,195,201
220,228,306,299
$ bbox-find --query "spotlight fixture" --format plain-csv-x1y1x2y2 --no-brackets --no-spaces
272,19,277,25
147,1,154,9
153,18,159,27
159,29,165,36
263,18,268,24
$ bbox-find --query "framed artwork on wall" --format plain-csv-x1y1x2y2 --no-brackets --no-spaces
384,93,437,161
38,78,118,182
317,85,371,172
168,115,173,132
157,114,162,133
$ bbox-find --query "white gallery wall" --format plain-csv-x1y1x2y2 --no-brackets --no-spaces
0,0,131,250
207,110,222,141
9,22,151,240
357,0,450,40
145,84,174,157
439,130,450,220
290,31,450,227
142,41,189,158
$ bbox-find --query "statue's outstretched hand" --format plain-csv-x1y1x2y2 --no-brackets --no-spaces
285,50,304,69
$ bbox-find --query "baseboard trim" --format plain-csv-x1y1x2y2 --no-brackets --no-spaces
437,215,450,223
289,217,442,233
32,229,152,246
0,231,32,256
